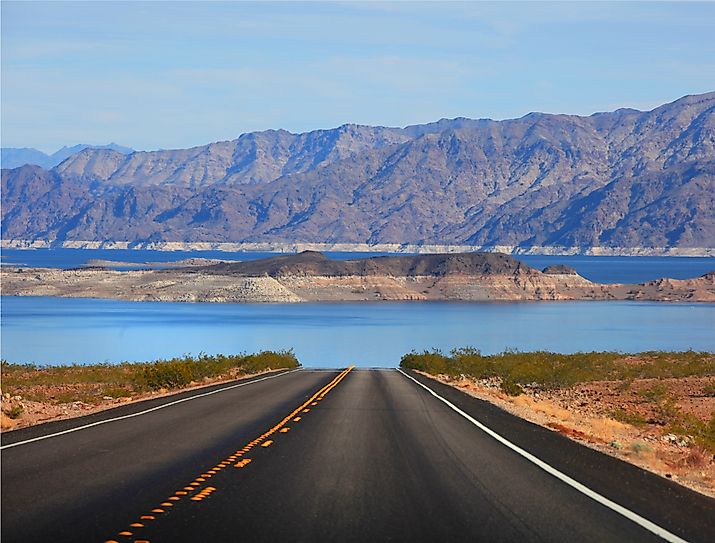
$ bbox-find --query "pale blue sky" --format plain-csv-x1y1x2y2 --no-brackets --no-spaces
2,1,714,153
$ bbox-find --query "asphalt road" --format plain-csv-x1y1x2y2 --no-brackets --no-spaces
2,368,714,543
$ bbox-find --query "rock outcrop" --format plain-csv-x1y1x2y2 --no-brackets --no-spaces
2,252,713,303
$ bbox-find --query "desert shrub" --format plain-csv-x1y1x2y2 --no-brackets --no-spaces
4,405,23,419
134,351,300,391
640,383,680,423
669,412,715,452
1,351,301,397
630,442,652,454
241,350,300,373
611,408,647,427
640,383,669,403
400,350,451,375
702,382,715,397
399,349,714,390
500,378,524,396
101,386,133,398
615,379,633,392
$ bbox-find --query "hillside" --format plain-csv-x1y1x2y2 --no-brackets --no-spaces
198,250,533,277
3,251,713,303
0,143,133,170
2,92,714,253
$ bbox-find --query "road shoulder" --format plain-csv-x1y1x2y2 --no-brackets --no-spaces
401,369,715,543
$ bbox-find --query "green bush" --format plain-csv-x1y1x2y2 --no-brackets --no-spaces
668,412,715,452
135,351,300,391
242,350,300,374
400,350,451,375
399,349,714,390
500,379,524,396
399,348,715,452
1,351,301,398
4,405,23,419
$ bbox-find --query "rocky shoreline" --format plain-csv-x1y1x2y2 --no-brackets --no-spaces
2,251,714,303
2,239,714,257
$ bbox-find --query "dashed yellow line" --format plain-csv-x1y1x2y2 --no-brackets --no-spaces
111,366,353,541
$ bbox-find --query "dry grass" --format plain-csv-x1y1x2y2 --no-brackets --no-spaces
1,351,300,404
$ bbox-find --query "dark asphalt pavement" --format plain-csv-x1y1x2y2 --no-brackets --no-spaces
2,368,714,543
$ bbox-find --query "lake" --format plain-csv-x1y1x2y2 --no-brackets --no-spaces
1,296,713,367
2,248,714,284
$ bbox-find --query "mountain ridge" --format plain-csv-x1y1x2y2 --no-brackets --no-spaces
1,143,133,170
2,92,714,252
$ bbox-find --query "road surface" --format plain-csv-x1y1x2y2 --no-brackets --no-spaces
2,368,714,542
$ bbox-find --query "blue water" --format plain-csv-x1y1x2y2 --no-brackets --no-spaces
1,296,713,367
0,248,395,269
1,248,713,284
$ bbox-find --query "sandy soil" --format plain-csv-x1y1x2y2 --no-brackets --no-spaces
430,372,715,498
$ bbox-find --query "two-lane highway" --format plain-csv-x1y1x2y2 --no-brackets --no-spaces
2,368,714,542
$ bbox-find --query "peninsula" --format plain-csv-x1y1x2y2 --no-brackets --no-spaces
2,251,713,303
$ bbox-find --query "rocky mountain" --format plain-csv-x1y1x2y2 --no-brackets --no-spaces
2,92,714,252
199,250,533,277
0,148,53,170
1,143,132,170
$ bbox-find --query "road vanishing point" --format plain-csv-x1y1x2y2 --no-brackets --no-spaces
2,367,714,543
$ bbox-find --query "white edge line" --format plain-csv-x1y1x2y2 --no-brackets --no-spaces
0,368,302,450
397,369,689,543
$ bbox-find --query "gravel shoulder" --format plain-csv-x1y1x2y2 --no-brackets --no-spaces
430,371,715,498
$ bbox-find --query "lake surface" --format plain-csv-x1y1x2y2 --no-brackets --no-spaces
2,296,713,367
2,248,714,283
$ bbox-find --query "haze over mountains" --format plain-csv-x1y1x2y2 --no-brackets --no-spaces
2,92,714,254
1,143,133,170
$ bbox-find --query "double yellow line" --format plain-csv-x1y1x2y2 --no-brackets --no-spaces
108,366,354,543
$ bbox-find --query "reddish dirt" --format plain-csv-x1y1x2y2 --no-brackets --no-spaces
430,373,715,498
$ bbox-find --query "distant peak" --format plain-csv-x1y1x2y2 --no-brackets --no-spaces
297,250,329,259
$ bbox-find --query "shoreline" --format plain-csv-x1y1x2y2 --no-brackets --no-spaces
2,249,714,303
3,239,714,257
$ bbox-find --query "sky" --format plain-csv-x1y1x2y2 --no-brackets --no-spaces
2,1,714,153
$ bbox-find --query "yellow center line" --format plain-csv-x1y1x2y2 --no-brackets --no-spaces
113,366,353,539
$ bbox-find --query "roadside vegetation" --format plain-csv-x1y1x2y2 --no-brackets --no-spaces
401,348,714,389
1,351,300,406
401,349,715,451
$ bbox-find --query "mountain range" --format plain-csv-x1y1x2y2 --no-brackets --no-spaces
2,92,714,253
1,143,133,170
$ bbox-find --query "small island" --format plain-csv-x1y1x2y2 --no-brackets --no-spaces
2,251,713,303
